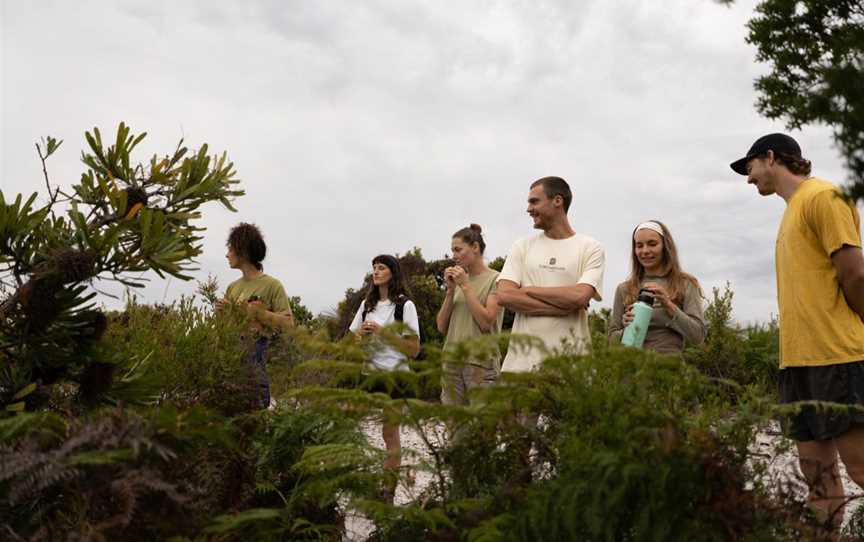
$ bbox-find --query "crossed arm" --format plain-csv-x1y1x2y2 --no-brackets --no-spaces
496,279,595,316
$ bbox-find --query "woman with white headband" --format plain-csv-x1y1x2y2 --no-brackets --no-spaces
609,220,706,353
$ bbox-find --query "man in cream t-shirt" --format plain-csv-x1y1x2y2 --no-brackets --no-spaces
497,176,605,372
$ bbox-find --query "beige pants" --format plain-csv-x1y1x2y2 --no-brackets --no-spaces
441,363,498,406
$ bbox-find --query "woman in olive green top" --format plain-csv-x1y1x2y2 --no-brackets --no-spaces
436,224,504,405
609,220,706,354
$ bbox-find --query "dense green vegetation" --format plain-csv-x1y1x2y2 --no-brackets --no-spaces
5,289,858,541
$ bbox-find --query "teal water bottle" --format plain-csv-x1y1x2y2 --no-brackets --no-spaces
621,289,655,348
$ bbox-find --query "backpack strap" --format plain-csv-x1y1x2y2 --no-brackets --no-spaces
362,296,410,324
394,295,407,322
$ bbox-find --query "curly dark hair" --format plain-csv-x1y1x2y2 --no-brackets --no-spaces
226,223,266,271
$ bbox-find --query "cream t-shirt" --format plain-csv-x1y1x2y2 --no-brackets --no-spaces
498,232,605,372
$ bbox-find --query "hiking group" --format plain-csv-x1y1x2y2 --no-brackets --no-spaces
215,133,864,529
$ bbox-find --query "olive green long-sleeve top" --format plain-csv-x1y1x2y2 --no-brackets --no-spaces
608,276,706,354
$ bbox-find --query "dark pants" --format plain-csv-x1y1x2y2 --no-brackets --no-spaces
246,336,271,409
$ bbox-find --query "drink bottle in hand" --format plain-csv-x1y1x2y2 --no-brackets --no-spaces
621,289,655,348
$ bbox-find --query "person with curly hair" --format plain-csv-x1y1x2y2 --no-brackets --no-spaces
216,222,294,409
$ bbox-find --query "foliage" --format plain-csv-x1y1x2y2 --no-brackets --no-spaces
0,407,227,540
289,296,316,328
0,123,242,413
684,284,779,399
315,342,829,542
206,406,371,541
719,0,864,195
100,296,261,413
5,286,859,540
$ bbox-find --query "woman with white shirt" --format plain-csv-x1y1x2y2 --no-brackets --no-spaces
348,254,420,501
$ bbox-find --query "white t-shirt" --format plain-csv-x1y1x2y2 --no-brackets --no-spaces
498,232,605,372
349,299,420,371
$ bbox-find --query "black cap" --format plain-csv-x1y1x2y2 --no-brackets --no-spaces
729,133,802,175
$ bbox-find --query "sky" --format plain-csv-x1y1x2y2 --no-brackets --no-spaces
0,0,853,324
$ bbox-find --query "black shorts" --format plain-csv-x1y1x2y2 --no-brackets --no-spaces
778,361,864,441
336,372,415,400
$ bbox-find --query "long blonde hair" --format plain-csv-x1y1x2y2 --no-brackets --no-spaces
623,220,702,306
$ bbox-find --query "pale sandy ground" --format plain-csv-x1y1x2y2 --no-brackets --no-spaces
343,419,442,541
342,420,864,541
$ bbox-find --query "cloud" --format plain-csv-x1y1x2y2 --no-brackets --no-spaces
1,0,855,323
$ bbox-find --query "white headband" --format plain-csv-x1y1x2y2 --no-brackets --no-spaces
634,221,664,237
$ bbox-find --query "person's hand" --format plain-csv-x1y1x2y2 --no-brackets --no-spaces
246,299,265,320
643,282,676,315
444,267,458,290
360,320,381,336
451,266,469,287
622,304,634,326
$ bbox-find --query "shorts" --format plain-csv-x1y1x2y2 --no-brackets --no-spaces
337,371,415,400
441,363,498,406
778,361,864,441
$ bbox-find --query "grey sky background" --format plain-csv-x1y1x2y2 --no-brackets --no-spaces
0,0,853,324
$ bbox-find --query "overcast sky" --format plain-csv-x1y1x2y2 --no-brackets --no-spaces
0,0,853,324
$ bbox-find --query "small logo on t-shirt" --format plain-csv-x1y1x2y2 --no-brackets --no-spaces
539,256,566,271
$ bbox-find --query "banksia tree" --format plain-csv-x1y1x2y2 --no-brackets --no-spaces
0,123,243,413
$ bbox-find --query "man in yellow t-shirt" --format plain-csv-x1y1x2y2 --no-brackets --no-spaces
216,223,294,409
732,133,864,530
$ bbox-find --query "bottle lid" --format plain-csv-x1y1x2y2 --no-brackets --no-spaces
637,289,655,305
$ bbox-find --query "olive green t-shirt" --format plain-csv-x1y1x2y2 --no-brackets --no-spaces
225,274,292,316
443,270,504,370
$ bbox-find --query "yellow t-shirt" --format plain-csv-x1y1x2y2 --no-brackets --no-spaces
776,178,864,367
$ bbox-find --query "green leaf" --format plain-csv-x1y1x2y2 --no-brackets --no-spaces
12,383,37,400
206,508,284,533
66,449,135,466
